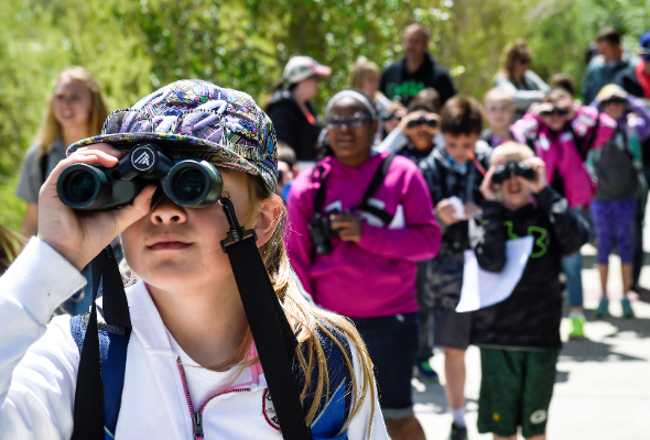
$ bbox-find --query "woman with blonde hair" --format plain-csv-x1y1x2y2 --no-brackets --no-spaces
494,39,549,120
349,57,391,116
16,66,108,237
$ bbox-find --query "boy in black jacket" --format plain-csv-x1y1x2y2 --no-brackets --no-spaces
470,141,589,440
419,96,492,440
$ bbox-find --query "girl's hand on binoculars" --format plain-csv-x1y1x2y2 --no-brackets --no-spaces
399,111,424,136
329,213,363,242
38,147,156,271
519,157,547,193
479,165,502,202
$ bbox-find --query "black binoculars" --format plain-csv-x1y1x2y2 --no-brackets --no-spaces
57,143,223,210
540,107,570,117
407,116,437,129
492,161,536,185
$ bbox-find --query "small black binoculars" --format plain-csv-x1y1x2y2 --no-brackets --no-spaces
57,143,223,210
540,106,570,117
492,161,536,185
407,116,437,129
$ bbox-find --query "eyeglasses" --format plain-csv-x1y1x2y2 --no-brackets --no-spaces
517,58,531,66
540,107,570,117
326,112,373,129
381,112,402,122
407,116,437,129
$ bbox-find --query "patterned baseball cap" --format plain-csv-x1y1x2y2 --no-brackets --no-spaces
67,79,278,191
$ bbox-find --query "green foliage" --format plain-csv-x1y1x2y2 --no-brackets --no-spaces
0,0,647,232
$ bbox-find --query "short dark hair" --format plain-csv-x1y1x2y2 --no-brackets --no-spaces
440,96,483,136
408,87,441,113
596,26,621,45
277,142,296,168
549,73,577,97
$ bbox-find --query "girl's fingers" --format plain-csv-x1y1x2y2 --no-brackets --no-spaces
111,185,157,234
75,143,124,158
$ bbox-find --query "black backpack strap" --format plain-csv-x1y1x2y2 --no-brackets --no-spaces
220,197,312,440
70,311,129,438
311,165,328,215
353,154,396,224
72,246,132,440
360,154,395,205
40,151,48,185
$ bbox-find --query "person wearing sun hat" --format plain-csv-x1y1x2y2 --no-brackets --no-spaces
266,56,332,162
0,79,387,439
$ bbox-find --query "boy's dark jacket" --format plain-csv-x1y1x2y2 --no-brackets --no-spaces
419,141,492,305
469,187,590,350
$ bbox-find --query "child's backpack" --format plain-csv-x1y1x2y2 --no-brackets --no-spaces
70,309,353,440
592,125,639,201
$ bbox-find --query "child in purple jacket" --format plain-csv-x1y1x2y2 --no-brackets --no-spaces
588,84,650,318
286,89,441,440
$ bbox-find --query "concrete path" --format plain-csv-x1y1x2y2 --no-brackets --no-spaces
413,239,650,439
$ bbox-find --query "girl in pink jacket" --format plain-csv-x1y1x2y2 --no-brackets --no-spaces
511,87,617,338
286,90,441,440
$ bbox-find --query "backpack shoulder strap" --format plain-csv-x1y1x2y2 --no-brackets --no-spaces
40,152,48,185
294,326,353,439
70,311,130,439
354,154,396,224
312,164,328,215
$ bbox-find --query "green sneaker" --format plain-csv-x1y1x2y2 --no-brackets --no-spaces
449,423,468,440
415,360,440,383
621,297,635,318
595,297,609,318
568,315,586,339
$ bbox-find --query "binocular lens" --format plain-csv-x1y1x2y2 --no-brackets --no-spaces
67,171,97,204
174,168,206,202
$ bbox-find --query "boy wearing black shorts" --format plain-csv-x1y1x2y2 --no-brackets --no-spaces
419,96,492,440
470,142,589,439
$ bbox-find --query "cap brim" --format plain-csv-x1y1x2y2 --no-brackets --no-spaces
313,65,332,77
67,133,262,177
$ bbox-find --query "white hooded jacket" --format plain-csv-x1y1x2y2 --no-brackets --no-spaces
0,238,386,439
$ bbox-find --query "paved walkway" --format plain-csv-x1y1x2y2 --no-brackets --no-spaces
414,243,650,439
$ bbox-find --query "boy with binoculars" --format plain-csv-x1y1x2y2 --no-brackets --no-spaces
470,141,589,440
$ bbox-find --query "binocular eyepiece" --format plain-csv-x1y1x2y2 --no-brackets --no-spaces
491,160,536,185
57,143,223,210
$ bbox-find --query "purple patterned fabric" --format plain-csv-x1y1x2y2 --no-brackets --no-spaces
591,198,636,264
67,80,278,191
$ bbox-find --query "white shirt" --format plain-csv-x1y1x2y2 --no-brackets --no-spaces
0,238,387,439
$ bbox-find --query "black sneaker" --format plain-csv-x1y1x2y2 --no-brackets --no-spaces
449,423,468,440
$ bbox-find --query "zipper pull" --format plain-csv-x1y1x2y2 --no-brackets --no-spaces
193,412,204,439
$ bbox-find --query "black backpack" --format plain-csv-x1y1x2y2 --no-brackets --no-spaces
593,126,639,201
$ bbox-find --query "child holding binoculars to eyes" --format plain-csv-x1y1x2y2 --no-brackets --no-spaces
470,141,589,440
0,80,387,440
511,87,616,338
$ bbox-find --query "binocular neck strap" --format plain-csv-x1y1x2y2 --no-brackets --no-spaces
219,196,311,440
72,246,131,440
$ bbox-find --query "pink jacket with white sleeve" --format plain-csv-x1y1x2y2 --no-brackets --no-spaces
510,106,616,208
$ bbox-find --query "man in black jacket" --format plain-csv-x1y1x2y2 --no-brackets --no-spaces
380,24,457,107
470,142,589,440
